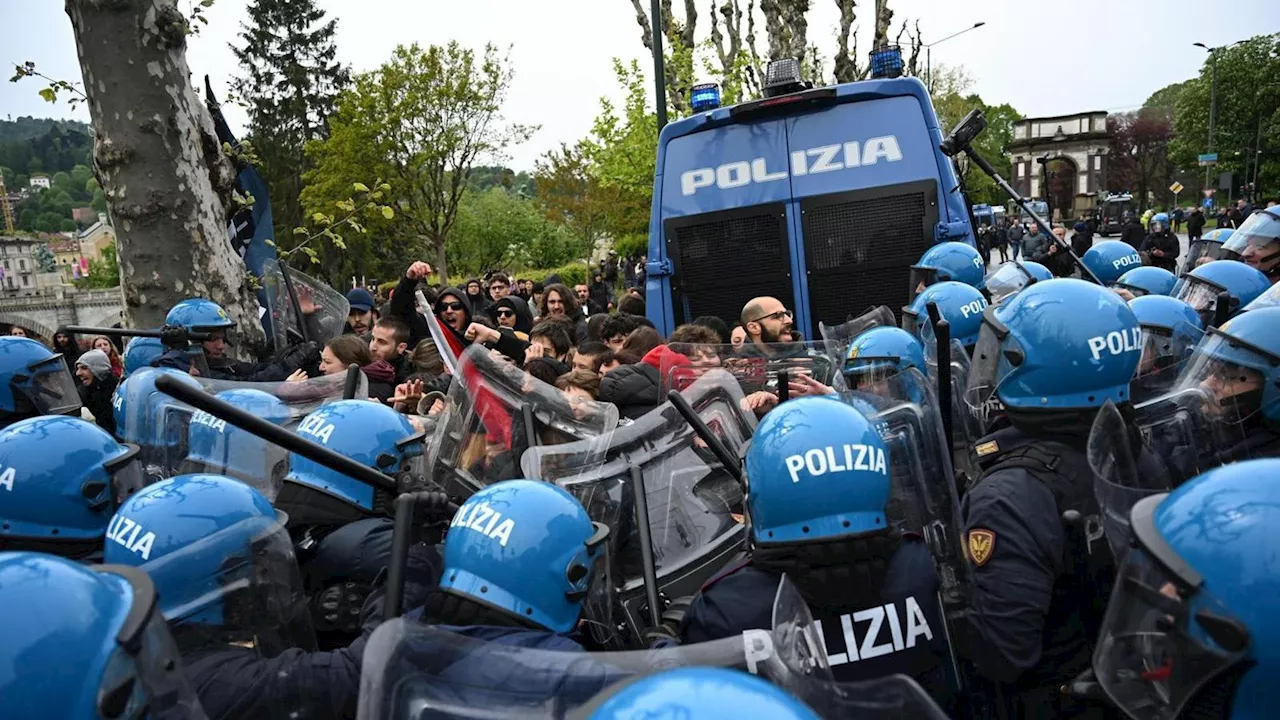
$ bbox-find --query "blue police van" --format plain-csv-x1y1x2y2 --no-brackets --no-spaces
643,58,975,337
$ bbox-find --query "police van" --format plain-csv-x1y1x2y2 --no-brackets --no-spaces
643,54,975,337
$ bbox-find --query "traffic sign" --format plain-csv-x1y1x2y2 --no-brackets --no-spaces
1198,153,1219,166
1169,181,1184,194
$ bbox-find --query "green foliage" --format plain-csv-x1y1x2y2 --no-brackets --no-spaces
231,0,350,248
468,166,535,196
9,62,88,110
1167,34,1280,197
446,187,589,277
302,41,535,284
928,66,1022,207
0,121,93,183
520,262,589,289
75,245,120,289
279,180,395,273
612,233,648,259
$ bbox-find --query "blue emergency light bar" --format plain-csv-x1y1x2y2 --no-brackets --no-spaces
690,83,722,112
869,45,904,79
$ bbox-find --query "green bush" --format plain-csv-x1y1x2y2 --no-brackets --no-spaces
612,233,647,259
519,262,589,288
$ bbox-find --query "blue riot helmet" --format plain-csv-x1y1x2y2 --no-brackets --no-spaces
901,281,988,349
113,367,205,480
585,667,821,720
122,336,164,377
1221,207,1280,280
966,279,1142,413
1128,295,1205,405
1183,227,1235,273
1241,281,1280,313
983,260,1052,305
182,388,292,502
1082,240,1143,286
0,336,82,427
1113,266,1177,298
1169,306,1280,427
744,396,890,544
0,416,146,560
1172,259,1271,328
282,399,425,523
0,552,203,719
165,297,235,332
1149,211,1170,232
842,326,925,392
439,479,609,633
1093,461,1280,719
908,241,986,301
105,474,316,657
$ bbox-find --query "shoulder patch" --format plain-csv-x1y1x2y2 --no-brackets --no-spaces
975,440,1000,457
968,528,996,567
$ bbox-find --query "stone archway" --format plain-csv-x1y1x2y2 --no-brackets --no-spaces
0,313,57,342
1043,156,1078,224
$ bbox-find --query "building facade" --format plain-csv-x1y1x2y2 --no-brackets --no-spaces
0,236,43,296
1008,111,1111,220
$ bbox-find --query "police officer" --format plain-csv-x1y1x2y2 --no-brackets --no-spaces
181,387,292,501
841,326,926,396
1128,294,1204,404
1221,205,1280,283
958,278,1163,717
1111,265,1177,300
1081,240,1143,286
902,280,987,353
679,396,956,707
0,415,146,560
909,241,987,301
1172,259,1270,328
112,367,206,480
1091,459,1280,719
161,297,320,381
104,473,367,719
0,335,83,428
122,335,165,376
983,260,1053,305
1140,212,1180,272
583,668,823,719
0,551,205,718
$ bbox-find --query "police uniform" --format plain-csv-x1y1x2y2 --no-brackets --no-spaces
183,642,367,720
681,536,953,703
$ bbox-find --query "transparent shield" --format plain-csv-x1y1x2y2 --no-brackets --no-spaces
527,371,755,648
984,262,1036,305
659,341,839,397
15,354,82,416
427,345,619,501
122,394,195,483
178,410,288,502
261,259,350,351
197,372,368,420
924,336,984,486
1131,325,1203,406
1171,277,1226,328
1181,240,1227,274
1133,386,1248,485
1087,401,1174,560
355,618,788,720
1242,282,1280,312
908,266,939,303
963,321,1023,421
818,305,899,360
1094,547,1248,720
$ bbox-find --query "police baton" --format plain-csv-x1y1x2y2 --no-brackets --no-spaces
924,303,959,497
385,491,459,621
629,463,664,630
64,325,213,343
666,389,744,482
940,109,1104,285
342,363,362,400
153,374,398,495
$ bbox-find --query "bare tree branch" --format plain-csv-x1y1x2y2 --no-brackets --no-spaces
628,0,654,50
873,1,893,48
832,0,857,83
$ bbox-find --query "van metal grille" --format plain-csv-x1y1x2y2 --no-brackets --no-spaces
665,203,793,327
801,180,939,335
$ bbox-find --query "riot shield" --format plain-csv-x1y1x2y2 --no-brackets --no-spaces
136,504,318,718
1086,401,1175,560
117,369,205,482
1180,238,1227,275
842,368,969,611
527,370,755,649
1129,322,1204,406
261,259,350,351
356,618,792,720
426,345,619,501
922,328,985,485
817,305,898,360
197,372,368,419
659,341,839,397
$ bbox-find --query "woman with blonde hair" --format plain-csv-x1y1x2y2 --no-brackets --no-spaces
90,335,125,378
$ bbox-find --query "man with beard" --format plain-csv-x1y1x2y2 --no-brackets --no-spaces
369,317,414,383
739,296,795,356
344,289,377,338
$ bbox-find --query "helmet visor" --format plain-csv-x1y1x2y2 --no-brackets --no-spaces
1182,241,1225,272
106,444,150,507
92,565,205,719
1132,325,1202,405
1172,278,1227,327
1095,543,1249,720
908,266,938,302
1221,210,1280,263
15,355,82,416
984,263,1034,305
1171,331,1276,427
964,309,1021,416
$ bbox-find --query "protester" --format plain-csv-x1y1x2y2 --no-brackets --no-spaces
90,335,124,378
74,349,118,434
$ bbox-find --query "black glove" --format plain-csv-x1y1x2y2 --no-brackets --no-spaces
644,625,680,648
281,341,322,374
158,324,190,351
311,581,372,635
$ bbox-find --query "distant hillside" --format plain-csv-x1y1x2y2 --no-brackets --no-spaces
0,116,92,144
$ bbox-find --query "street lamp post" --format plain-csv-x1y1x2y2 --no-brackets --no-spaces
925,22,986,93
1194,40,1241,200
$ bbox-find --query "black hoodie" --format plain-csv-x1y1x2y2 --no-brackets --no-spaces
433,287,473,357
464,278,491,315
53,326,82,373
484,296,533,365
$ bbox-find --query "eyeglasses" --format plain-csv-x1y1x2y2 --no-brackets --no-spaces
749,309,793,323
441,301,465,312
495,309,515,318
490,284,508,291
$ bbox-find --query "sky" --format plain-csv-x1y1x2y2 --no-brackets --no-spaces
2,0,1277,172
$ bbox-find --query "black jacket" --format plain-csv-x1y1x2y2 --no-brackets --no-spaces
598,362,662,419
484,297,533,366
78,374,119,435
1187,212,1206,235
53,326,82,373
389,274,431,351
1120,220,1146,250
200,342,321,383
1140,231,1181,272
